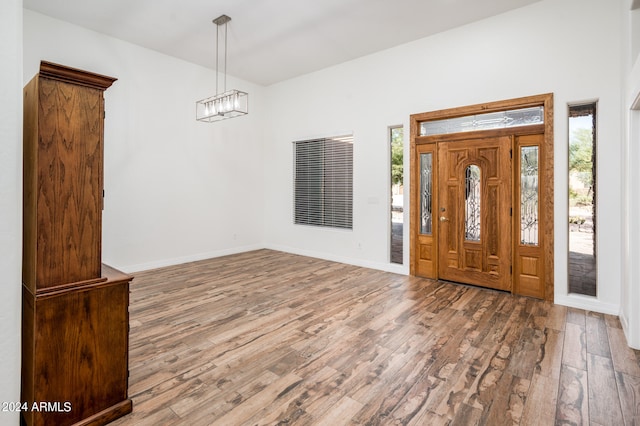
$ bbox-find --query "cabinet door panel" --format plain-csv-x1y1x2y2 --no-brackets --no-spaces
30,283,130,426
35,78,104,288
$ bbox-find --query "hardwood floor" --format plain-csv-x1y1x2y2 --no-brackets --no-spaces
110,250,640,425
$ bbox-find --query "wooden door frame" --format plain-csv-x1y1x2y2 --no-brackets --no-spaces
409,93,554,301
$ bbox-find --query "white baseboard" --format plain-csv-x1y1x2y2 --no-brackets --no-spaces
618,311,640,350
113,244,265,273
265,244,409,276
554,294,620,316
114,243,410,276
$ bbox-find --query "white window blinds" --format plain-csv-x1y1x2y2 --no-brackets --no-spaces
293,135,353,230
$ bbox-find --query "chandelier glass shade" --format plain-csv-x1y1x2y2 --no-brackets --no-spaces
196,15,248,122
196,89,248,122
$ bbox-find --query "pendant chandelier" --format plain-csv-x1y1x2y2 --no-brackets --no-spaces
196,15,248,122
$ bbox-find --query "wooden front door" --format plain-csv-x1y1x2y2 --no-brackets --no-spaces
410,94,553,300
437,136,512,291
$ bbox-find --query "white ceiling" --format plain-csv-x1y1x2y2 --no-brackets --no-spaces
24,0,541,86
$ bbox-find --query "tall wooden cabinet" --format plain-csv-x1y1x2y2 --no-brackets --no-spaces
22,61,132,426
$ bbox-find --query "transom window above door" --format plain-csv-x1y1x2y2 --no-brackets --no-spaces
419,106,544,136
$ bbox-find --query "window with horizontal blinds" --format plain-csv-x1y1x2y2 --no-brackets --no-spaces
293,135,353,229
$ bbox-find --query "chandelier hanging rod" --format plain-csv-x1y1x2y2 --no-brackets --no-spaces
213,14,230,96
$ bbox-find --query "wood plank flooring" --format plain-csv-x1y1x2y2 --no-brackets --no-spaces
110,249,640,425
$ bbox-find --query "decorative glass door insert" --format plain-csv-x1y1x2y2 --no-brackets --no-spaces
420,153,433,235
464,165,481,241
520,146,539,245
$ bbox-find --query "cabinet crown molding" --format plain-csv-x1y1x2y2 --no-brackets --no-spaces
39,60,117,90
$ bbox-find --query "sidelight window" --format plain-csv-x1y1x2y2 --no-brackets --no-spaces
568,103,597,296
390,126,404,264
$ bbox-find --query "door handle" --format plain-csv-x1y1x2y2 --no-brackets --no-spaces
439,216,449,222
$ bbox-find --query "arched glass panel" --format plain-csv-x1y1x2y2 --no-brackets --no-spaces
465,165,481,241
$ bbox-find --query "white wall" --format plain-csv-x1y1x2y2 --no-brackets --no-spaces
0,0,22,423
23,10,268,272
21,0,627,321
623,101,640,349
621,0,640,348
263,0,624,314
